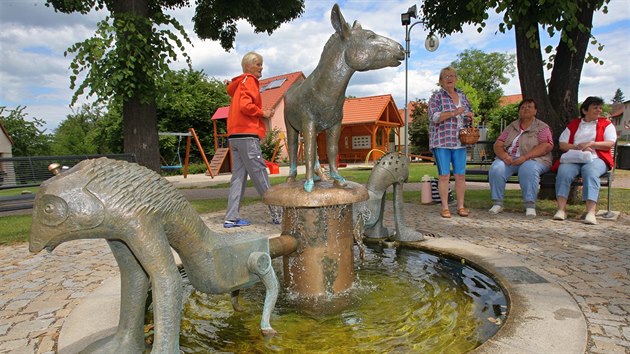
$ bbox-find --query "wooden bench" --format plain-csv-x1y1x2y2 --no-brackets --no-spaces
0,153,136,212
452,141,617,215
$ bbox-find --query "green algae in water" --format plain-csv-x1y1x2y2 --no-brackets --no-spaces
174,246,507,353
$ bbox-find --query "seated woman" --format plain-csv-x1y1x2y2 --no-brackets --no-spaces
553,96,616,225
488,98,554,217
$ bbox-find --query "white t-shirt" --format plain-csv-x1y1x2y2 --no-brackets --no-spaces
558,119,617,157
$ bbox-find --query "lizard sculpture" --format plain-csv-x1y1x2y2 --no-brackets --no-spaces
29,158,281,353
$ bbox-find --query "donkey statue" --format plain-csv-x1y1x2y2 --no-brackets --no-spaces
284,4,405,192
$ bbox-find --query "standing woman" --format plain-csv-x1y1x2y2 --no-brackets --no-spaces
553,96,616,225
428,66,474,218
224,51,281,228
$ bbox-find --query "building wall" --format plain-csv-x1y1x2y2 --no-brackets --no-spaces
0,130,12,157
621,102,630,140
0,131,14,186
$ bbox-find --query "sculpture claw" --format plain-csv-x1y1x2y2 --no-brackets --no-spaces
393,227,425,242
330,173,347,186
304,179,314,192
262,327,278,337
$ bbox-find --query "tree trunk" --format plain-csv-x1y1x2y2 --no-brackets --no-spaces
514,21,559,129
547,1,595,141
111,0,160,171
123,100,160,171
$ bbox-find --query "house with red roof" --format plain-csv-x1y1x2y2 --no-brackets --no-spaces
0,122,14,185
210,73,405,173
317,94,403,163
210,71,306,173
609,101,629,140
499,94,523,107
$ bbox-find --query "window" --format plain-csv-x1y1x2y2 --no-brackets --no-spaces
260,78,287,92
352,136,371,149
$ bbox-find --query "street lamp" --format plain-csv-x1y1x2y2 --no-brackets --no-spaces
402,4,439,156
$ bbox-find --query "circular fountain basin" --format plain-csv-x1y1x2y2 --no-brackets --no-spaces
167,245,507,353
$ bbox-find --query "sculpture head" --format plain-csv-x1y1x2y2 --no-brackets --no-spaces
330,3,405,72
29,167,105,253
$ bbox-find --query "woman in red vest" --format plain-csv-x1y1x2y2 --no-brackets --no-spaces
553,96,616,225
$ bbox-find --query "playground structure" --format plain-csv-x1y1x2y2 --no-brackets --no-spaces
159,128,214,178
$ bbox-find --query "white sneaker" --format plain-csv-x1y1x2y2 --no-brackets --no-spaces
489,205,504,214
525,208,536,218
552,210,566,221
584,212,598,225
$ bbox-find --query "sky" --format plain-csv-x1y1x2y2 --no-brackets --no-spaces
1,0,629,133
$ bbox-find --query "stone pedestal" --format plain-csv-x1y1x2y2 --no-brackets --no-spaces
264,180,368,301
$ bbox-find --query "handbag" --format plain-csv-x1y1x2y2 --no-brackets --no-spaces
458,126,480,145
560,149,593,164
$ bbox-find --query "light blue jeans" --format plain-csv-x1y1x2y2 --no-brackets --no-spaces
489,159,550,208
555,158,608,202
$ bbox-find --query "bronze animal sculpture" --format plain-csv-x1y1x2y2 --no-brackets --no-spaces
355,152,424,242
29,158,281,353
284,4,405,192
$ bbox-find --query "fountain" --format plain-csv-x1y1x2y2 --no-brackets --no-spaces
30,5,512,354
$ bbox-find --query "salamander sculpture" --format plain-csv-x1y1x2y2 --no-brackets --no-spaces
284,3,405,192
354,152,424,242
29,157,280,353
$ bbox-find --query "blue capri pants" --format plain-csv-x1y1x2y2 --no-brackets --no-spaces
432,148,467,176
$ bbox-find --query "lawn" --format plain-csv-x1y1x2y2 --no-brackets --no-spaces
2,163,628,246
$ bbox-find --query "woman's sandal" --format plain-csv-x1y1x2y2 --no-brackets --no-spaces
440,209,452,218
457,208,470,217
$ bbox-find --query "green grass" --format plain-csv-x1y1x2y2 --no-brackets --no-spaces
0,187,39,197
0,215,33,245
2,163,627,245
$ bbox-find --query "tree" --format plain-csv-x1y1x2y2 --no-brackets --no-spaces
612,88,625,104
261,128,284,163
156,69,231,160
50,105,103,155
455,80,481,125
46,0,305,171
407,99,429,154
0,106,52,157
486,103,519,140
420,0,610,143
451,49,515,121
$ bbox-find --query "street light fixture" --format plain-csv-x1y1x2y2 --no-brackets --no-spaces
402,4,439,156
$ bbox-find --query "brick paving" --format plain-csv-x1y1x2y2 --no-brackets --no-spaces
1,176,629,353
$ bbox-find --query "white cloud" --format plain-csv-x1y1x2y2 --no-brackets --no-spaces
1,0,628,134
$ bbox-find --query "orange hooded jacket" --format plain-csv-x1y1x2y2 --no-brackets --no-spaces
226,73,266,139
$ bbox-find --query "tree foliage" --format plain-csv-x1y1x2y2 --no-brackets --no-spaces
407,99,429,154
420,0,610,143
612,88,625,104
486,103,519,140
451,49,515,121
0,106,52,157
194,0,305,50
260,128,284,163
455,80,481,125
156,69,231,161
45,0,305,170
50,105,103,155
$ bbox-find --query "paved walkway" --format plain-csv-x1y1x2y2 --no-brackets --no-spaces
1,167,629,353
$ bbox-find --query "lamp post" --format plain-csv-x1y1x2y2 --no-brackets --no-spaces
401,5,439,157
